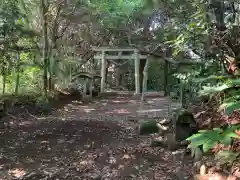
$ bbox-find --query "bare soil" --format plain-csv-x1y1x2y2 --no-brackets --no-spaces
0,92,195,180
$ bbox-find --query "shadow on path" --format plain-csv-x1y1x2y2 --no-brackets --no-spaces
0,93,193,180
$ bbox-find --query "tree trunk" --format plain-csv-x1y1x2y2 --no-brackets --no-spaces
2,27,6,94
48,4,61,91
139,13,154,93
163,60,169,96
2,63,6,94
48,57,53,91
41,0,49,93
15,52,20,94
213,0,226,31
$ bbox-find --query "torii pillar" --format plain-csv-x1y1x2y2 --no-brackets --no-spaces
134,49,140,95
97,48,143,95
100,51,106,92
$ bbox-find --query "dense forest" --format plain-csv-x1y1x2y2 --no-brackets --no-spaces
0,0,240,179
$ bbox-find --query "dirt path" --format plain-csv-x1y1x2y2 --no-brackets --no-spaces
0,92,195,180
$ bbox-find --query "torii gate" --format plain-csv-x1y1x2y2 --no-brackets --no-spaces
92,47,149,95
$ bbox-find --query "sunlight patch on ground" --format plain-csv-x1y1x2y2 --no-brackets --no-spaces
151,98,168,101
146,100,155,104
137,108,166,118
101,103,108,106
68,103,89,109
9,168,26,178
137,109,164,113
19,121,34,126
105,109,131,115
114,109,130,114
111,100,129,104
71,100,83,104
129,100,137,104
84,108,96,113
116,96,127,99
40,140,49,144
64,107,71,112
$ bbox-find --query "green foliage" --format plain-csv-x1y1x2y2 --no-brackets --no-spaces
147,59,164,91
87,0,144,28
165,1,206,57
198,75,240,114
220,101,240,115
187,125,240,153
200,84,230,96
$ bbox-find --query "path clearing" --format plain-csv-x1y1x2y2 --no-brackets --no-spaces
0,92,195,179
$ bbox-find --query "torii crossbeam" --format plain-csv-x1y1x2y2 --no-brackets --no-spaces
92,47,149,95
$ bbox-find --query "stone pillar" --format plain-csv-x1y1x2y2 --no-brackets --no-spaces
116,52,122,88
134,49,140,94
100,51,106,92
141,58,149,101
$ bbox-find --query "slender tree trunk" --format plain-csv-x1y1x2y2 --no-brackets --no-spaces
139,14,153,93
41,0,49,93
2,27,6,94
48,5,61,91
15,52,20,94
48,57,52,91
163,60,169,96
213,0,226,31
2,62,6,94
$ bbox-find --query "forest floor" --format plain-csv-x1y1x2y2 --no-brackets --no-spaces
0,92,210,179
